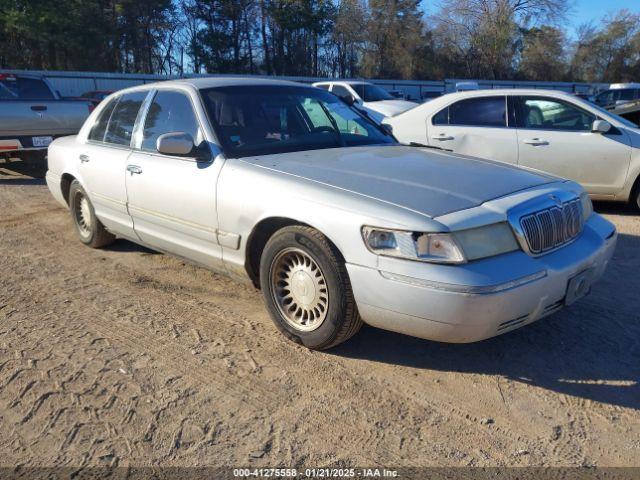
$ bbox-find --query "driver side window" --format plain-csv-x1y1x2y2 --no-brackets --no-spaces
517,97,595,132
141,90,203,152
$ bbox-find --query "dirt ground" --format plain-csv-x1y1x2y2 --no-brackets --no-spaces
1,164,639,470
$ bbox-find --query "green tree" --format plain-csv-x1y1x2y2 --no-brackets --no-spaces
361,0,423,79
570,11,640,82
519,25,567,81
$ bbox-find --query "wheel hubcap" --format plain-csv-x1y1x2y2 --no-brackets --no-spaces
271,247,329,331
74,192,92,237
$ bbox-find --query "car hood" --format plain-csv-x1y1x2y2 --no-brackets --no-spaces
363,100,418,117
244,145,557,218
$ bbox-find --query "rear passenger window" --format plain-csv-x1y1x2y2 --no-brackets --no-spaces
88,98,117,142
104,91,147,146
449,97,506,127
141,91,202,152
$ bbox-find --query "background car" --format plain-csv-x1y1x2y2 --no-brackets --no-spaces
0,73,93,175
77,89,115,107
592,84,640,125
383,89,640,209
593,84,640,109
312,80,417,122
421,91,442,102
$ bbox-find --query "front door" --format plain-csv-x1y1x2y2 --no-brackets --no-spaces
514,96,631,196
124,89,223,268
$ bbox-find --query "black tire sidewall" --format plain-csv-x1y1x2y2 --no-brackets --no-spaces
69,181,97,245
260,228,348,349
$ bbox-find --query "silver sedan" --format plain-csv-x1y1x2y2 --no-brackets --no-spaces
46,78,617,349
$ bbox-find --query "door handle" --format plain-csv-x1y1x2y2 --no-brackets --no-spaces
79,154,90,163
432,134,455,141
31,105,48,112
126,165,143,175
523,138,549,146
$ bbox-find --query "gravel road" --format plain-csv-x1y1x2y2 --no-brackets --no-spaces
1,165,639,470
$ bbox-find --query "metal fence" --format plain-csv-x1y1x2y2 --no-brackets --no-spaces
0,68,607,100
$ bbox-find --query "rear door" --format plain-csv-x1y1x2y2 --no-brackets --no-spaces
426,96,519,165
514,95,631,196
124,89,223,268
78,90,149,237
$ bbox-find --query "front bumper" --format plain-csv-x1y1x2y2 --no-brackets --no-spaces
347,214,617,343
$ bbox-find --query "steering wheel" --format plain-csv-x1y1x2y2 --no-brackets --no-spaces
310,126,336,134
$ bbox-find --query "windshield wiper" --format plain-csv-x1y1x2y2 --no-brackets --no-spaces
317,100,346,147
408,142,448,151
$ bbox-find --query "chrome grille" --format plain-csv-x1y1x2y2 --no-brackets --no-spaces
520,199,583,254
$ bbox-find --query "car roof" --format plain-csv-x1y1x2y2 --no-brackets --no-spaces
438,88,577,99
132,76,309,92
313,80,371,86
609,83,640,90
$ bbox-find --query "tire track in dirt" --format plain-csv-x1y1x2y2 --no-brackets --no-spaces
2,181,640,467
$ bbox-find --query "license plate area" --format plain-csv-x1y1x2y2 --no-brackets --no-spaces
32,136,53,147
565,269,593,306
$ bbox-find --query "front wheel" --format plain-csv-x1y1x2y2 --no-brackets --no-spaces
68,180,115,248
259,226,362,350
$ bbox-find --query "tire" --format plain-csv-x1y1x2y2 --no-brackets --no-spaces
68,180,115,248
633,185,640,212
259,225,362,350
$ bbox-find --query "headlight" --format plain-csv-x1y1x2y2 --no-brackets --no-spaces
580,192,593,221
452,223,519,261
363,223,520,264
362,227,465,264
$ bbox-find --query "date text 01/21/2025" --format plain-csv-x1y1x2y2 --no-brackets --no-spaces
232,468,399,478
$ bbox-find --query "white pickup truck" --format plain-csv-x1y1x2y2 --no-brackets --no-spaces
0,73,92,176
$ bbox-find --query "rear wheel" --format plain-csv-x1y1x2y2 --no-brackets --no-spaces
259,226,362,350
68,180,115,248
632,179,640,212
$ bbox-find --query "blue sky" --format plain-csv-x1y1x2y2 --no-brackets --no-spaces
423,0,640,38
571,0,639,32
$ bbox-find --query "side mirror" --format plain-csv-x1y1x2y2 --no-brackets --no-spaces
591,120,612,134
157,132,194,156
381,123,393,135
340,94,357,107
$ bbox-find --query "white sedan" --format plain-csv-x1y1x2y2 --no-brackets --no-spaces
384,89,640,209
313,80,417,123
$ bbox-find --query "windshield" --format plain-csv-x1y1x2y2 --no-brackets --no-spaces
202,85,395,158
0,76,54,100
348,83,394,102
